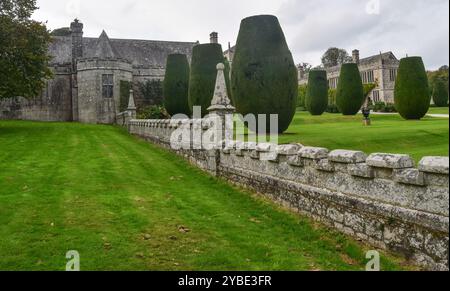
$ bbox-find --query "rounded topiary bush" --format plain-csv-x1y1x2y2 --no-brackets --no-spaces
306,70,328,115
163,54,190,116
335,63,364,115
188,43,229,117
432,80,449,107
231,15,298,133
394,57,430,120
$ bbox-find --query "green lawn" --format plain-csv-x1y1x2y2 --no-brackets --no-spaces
0,121,412,271
428,106,449,115
237,111,448,162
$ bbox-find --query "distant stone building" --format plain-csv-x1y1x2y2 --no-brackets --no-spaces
299,50,400,104
0,19,196,124
224,44,235,66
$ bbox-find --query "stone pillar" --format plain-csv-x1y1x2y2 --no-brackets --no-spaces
207,63,235,149
127,89,137,119
70,19,83,121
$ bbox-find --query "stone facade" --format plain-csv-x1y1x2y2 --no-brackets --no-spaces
0,65,74,121
76,58,133,124
0,19,196,124
298,50,400,104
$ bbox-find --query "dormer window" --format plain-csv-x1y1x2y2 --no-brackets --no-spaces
102,74,114,98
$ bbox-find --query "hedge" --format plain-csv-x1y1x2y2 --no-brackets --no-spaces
163,54,190,116
432,80,449,107
394,57,430,120
188,43,229,117
305,70,328,115
231,15,298,133
335,63,364,115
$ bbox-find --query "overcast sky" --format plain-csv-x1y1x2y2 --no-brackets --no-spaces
32,0,449,70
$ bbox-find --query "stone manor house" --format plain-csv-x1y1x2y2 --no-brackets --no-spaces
0,19,196,124
298,50,400,104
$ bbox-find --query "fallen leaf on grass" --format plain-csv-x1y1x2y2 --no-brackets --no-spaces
340,254,357,266
178,226,191,233
249,217,261,224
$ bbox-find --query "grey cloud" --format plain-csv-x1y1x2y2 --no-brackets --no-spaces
32,0,448,69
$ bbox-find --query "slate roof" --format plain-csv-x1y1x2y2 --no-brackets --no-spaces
359,51,399,66
92,30,121,59
326,51,399,73
48,31,196,68
83,31,196,68
224,45,235,55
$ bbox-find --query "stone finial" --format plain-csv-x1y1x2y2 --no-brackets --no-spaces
70,19,83,32
127,89,136,110
207,63,235,113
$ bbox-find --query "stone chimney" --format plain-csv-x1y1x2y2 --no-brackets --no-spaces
352,49,360,64
70,19,84,61
210,32,218,44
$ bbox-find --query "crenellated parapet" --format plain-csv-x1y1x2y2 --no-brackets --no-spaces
126,117,449,270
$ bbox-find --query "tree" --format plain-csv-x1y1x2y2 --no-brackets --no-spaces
305,70,328,115
297,62,312,73
432,80,449,107
394,57,430,120
139,80,163,105
335,63,364,115
51,27,71,36
297,85,308,110
163,54,190,116
188,43,229,117
119,80,131,112
231,15,298,133
0,0,52,99
428,66,449,97
363,82,377,105
321,47,353,68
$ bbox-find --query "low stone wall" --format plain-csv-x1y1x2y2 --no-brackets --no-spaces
128,119,449,270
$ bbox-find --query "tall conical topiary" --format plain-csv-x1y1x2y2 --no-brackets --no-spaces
163,54,190,116
394,57,430,120
306,70,328,115
231,15,298,133
432,80,448,107
188,43,229,117
336,63,364,115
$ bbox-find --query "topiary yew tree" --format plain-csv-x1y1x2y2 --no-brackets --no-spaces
335,63,364,115
231,15,298,133
305,70,328,115
432,80,448,107
394,57,430,120
163,54,190,116
188,43,230,117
